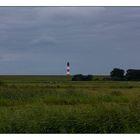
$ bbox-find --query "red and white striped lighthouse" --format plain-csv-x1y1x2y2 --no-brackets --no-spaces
66,62,70,76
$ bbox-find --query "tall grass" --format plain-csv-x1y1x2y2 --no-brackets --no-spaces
0,77,140,133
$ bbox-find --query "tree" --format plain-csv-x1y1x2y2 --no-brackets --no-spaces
126,69,140,81
110,68,125,80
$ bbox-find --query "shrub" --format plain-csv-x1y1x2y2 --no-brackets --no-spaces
72,74,93,81
110,91,122,96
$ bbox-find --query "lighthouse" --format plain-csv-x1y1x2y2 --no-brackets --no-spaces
66,62,70,76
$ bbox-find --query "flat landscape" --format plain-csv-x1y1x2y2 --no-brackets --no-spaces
0,75,140,133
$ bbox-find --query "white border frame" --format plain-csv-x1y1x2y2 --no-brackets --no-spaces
0,0,140,6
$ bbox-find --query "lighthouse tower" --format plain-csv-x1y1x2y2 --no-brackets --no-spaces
66,62,70,76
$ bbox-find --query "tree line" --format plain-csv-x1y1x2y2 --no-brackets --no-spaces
72,68,140,81
110,68,140,81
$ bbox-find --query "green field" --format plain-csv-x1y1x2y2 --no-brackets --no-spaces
0,75,140,133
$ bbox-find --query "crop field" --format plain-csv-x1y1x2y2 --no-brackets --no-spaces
0,75,140,133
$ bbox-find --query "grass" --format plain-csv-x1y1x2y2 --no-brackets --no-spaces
0,75,140,133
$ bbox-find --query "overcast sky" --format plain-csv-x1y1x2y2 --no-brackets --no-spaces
0,7,140,75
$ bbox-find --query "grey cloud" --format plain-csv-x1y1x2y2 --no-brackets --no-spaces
0,7,140,74
30,36,57,47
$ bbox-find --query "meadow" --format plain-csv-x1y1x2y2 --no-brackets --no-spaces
0,75,140,133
